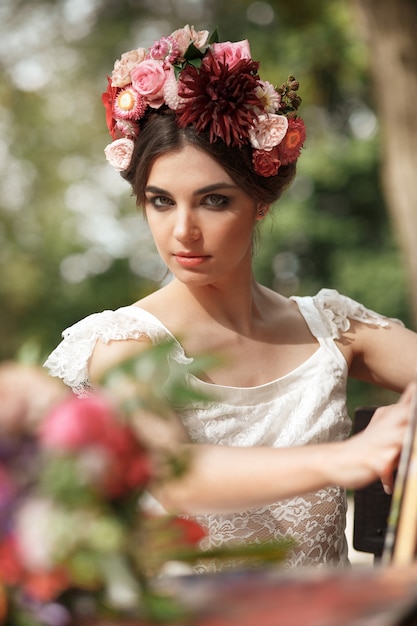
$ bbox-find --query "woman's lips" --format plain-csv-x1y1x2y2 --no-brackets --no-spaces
174,254,209,267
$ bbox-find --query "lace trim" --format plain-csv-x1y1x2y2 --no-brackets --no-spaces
311,288,403,339
43,309,189,394
191,487,348,572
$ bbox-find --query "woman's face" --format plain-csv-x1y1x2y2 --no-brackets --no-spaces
143,145,268,287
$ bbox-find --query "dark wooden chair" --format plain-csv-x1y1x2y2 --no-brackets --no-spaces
352,406,393,561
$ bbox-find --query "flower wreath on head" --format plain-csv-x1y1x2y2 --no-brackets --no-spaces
102,25,306,177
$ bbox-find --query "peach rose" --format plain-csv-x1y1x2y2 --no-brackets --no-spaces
131,59,167,108
249,114,288,151
104,138,134,171
209,39,251,69
170,25,210,57
111,48,147,88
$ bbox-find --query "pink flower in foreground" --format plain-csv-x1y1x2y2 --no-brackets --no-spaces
104,138,134,171
163,66,186,110
170,25,209,57
115,119,140,140
40,394,152,498
40,394,119,451
131,59,167,108
113,87,147,120
148,35,179,65
208,39,251,70
248,114,288,151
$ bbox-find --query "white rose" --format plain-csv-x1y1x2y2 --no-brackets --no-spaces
111,48,147,88
249,114,288,151
104,138,134,171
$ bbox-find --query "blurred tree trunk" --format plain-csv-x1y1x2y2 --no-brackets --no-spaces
352,0,417,327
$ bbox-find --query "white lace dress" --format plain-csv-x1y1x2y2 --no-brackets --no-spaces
44,289,396,570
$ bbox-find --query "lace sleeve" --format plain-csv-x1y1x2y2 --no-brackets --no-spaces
312,288,404,339
43,309,171,396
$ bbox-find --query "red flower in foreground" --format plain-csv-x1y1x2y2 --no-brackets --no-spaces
0,536,70,602
102,76,119,139
23,568,70,603
176,56,263,147
278,117,306,165
252,147,281,177
170,517,207,545
103,452,152,498
0,536,25,585
40,394,152,498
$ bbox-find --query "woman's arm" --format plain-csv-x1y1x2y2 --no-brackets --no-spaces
89,336,416,516
151,383,415,515
341,319,417,392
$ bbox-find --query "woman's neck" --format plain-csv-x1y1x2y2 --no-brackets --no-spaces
164,275,271,336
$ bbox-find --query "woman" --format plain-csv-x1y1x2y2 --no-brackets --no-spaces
45,25,417,569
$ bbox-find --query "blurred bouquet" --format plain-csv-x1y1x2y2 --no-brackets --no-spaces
0,344,292,626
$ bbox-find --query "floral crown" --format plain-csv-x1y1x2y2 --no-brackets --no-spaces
102,25,306,178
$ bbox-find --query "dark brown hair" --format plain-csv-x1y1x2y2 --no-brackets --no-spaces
122,109,296,208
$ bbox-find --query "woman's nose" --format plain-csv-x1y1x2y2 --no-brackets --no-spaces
173,209,200,241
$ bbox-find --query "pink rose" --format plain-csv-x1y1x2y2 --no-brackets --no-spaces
40,394,119,451
208,39,252,69
131,59,167,108
252,147,281,177
111,48,147,88
170,25,210,57
249,114,288,151
40,394,152,498
104,138,134,171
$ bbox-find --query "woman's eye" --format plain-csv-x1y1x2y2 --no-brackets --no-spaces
148,195,173,208
203,194,229,208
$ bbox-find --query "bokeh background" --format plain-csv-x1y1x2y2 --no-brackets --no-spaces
1,0,417,411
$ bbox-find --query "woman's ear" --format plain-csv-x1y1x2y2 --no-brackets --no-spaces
255,204,270,220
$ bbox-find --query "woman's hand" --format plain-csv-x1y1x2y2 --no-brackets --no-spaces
339,382,416,494
0,362,69,436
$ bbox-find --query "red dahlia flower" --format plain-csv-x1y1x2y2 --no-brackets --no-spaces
176,56,263,146
278,117,306,165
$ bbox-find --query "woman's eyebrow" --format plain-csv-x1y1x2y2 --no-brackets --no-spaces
194,183,238,195
145,185,170,195
145,183,238,196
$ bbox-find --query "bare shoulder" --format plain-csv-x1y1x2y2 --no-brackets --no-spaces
90,335,152,383
261,286,312,334
89,287,177,383
340,317,417,391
